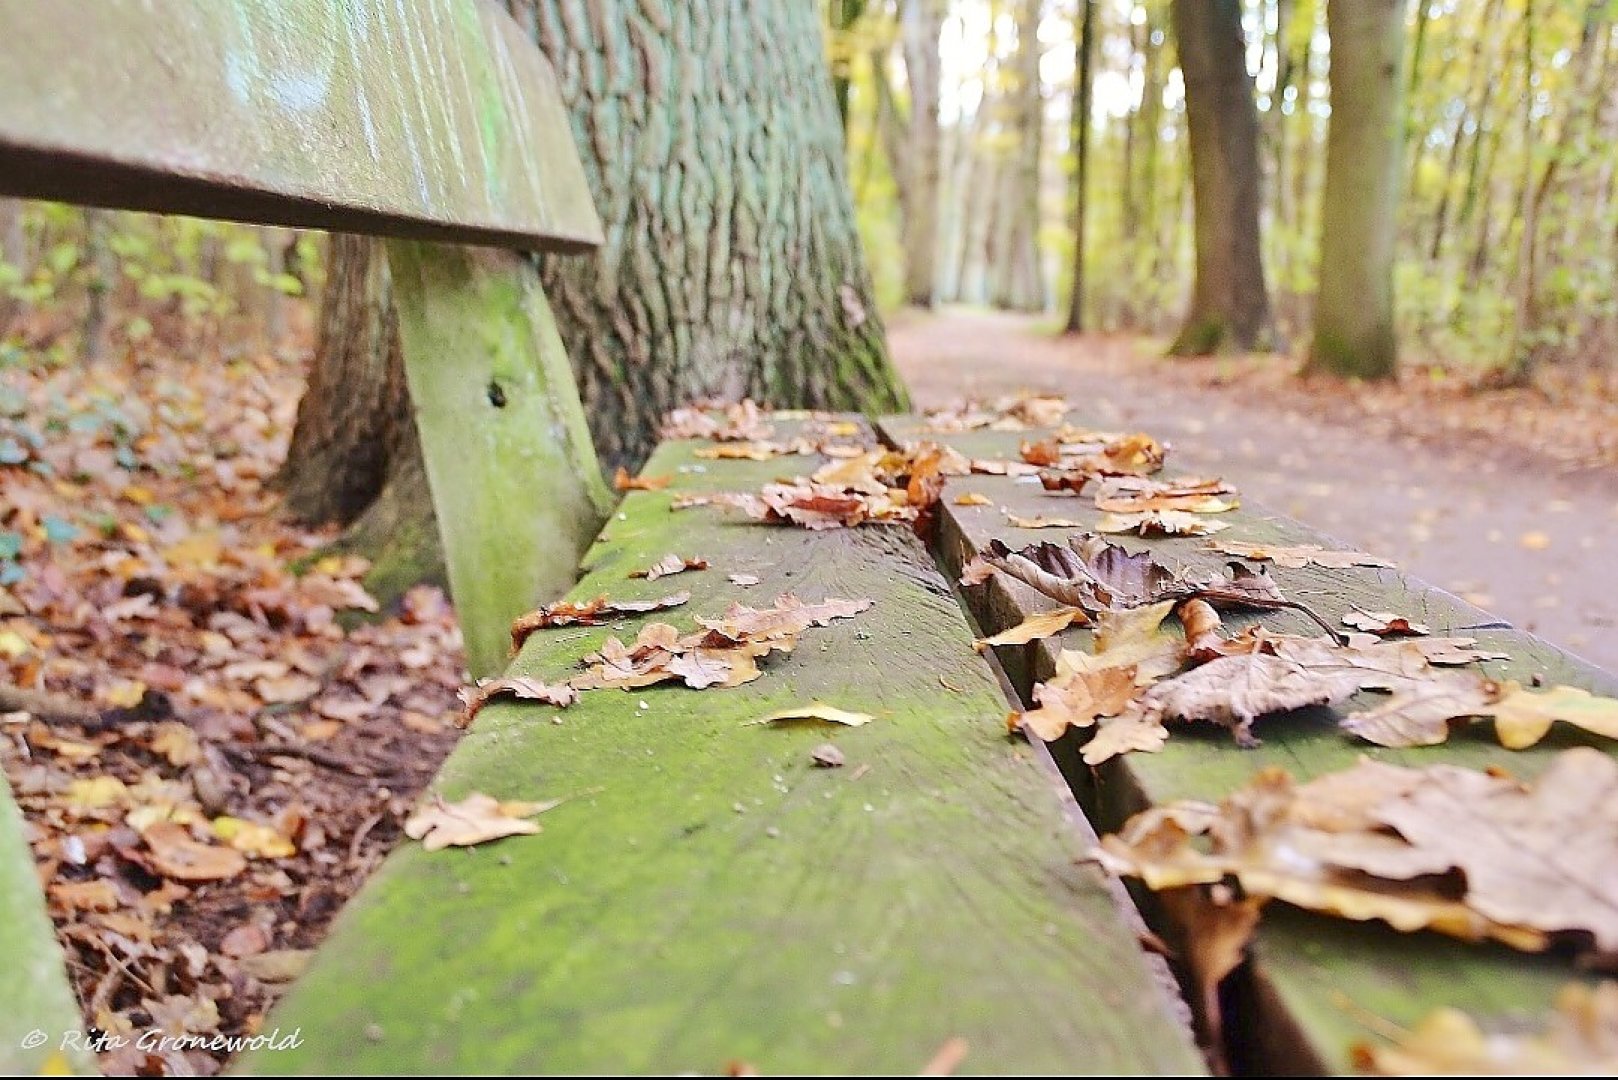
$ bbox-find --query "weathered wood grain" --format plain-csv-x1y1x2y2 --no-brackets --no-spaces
239,422,1203,1075
0,778,94,1074
0,0,602,250
388,240,612,676
878,414,1618,1074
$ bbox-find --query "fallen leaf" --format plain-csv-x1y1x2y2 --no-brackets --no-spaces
1345,677,1618,751
219,923,270,958
630,553,708,581
1007,514,1090,529
1095,510,1231,537
958,556,997,586
253,674,320,705
149,722,202,766
212,816,296,859
1344,609,1431,637
1093,493,1239,515
691,440,809,461
404,792,561,852
953,491,993,506
236,949,313,984
1207,540,1393,570
974,606,1089,651
141,822,247,882
51,878,121,913
728,573,761,587
1353,980,1618,1075
1060,600,1186,686
1014,665,1139,742
746,703,874,727
1099,750,1618,957
661,400,776,441
510,592,690,649
613,466,672,491
457,676,578,727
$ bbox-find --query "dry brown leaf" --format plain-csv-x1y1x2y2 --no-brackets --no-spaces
959,555,997,587
696,595,873,644
745,702,874,727
141,822,247,882
613,466,673,492
1207,540,1393,570
1093,493,1239,514
1344,609,1431,636
974,606,1089,651
953,491,993,506
509,592,691,649
1159,885,1263,1073
1095,509,1231,537
630,553,709,581
457,676,578,727
968,458,1043,476
1345,676,1618,750
1099,751,1618,956
1013,665,1139,742
1354,981,1618,1075
1006,514,1090,529
403,792,563,852
727,573,761,587
661,400,775,442
1082,707,1172,765
1063,600,1186,685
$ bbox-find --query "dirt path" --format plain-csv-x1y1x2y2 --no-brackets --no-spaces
888,308,1618,675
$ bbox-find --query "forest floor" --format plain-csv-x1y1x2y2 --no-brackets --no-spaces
889,306,1618,675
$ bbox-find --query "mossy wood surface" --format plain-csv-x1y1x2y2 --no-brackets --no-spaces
239,422,1202,1075
0,0,601,250
388,240,612,677
878,415,1618,1074
0,778,94,1074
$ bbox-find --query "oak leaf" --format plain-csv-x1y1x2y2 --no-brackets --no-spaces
630,553,709,581
403,792,564,852
457,676,577,726
509,592,690,649
1345,676,1618,750
1207,540,1392,570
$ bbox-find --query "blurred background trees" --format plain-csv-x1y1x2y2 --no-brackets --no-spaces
832,0,1618,384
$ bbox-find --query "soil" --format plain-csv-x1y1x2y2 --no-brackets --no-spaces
889,307,1618,675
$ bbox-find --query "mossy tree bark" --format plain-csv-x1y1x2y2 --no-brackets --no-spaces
278,0,908,602
516,0,910,467
1307,0,1404,380
1168,0,1275,356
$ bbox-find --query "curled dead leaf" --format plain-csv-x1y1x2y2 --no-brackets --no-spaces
404,792,564,852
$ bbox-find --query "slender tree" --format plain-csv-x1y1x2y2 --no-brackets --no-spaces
1308,0,1405,379
276,0,910,597
1167,0,1274,354
989,0,1046,311
1065,0,1097,333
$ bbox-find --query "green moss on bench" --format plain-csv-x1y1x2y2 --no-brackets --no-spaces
237,427,1202,1076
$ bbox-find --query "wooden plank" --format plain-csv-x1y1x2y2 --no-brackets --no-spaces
0,777,95,1074
388,240,613,677
0,0,602,251
237,422,1204,1075
878,414,1618,1074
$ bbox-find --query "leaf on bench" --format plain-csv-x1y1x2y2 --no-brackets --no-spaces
1095,510,1231,537
458,676,578,726
744,703,874,728
1344,676,1618,750
629,554,708,581
1206,539,1394,570
403,792,565,852
614,467,673,492
1097,751,1618,957
509,592,691,649
1343,609,1432,636
1353,981,1618,1075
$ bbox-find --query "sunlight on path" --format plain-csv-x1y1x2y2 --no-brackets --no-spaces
889,308,1618,675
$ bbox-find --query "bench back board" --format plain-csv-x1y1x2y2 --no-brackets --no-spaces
0,0,602,251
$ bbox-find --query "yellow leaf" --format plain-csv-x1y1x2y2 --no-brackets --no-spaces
142,822,247,881
1492,683,1618,750
953,491,993,506
745,702,874,727
65,776,128,810
213,816,297,859
974,607,1088,651
0,629,31,659
102,679,147,709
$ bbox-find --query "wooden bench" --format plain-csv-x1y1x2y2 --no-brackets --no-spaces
0,1,610,1070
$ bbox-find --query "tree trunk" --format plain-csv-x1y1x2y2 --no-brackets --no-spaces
1308,0,1405,379
898,0,945,307
0,198,24,331
276,0,907,601
989,0,1045,312
1167,0,1274,355
1065,0,1096,334
528,0,908,466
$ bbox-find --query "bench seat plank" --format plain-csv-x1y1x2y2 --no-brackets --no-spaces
239,422,1204,1075
878,414,1618,1074
0,0,601,251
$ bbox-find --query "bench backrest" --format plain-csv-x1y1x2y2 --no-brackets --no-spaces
0,0,601,251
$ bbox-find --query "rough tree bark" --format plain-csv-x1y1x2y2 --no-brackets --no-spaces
275,0,908,600
1167,0,1274,355
1065,0,1096,334
1308,0,1405,379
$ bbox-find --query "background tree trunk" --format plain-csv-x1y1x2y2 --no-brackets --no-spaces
1065,0,1096,333
275,0,907,601
1308,0,1405,379
988,0,1045,312
1167,0,1274,354
898,0,946,307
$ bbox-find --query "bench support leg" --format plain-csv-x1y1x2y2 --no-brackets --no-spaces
386,240,612,677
